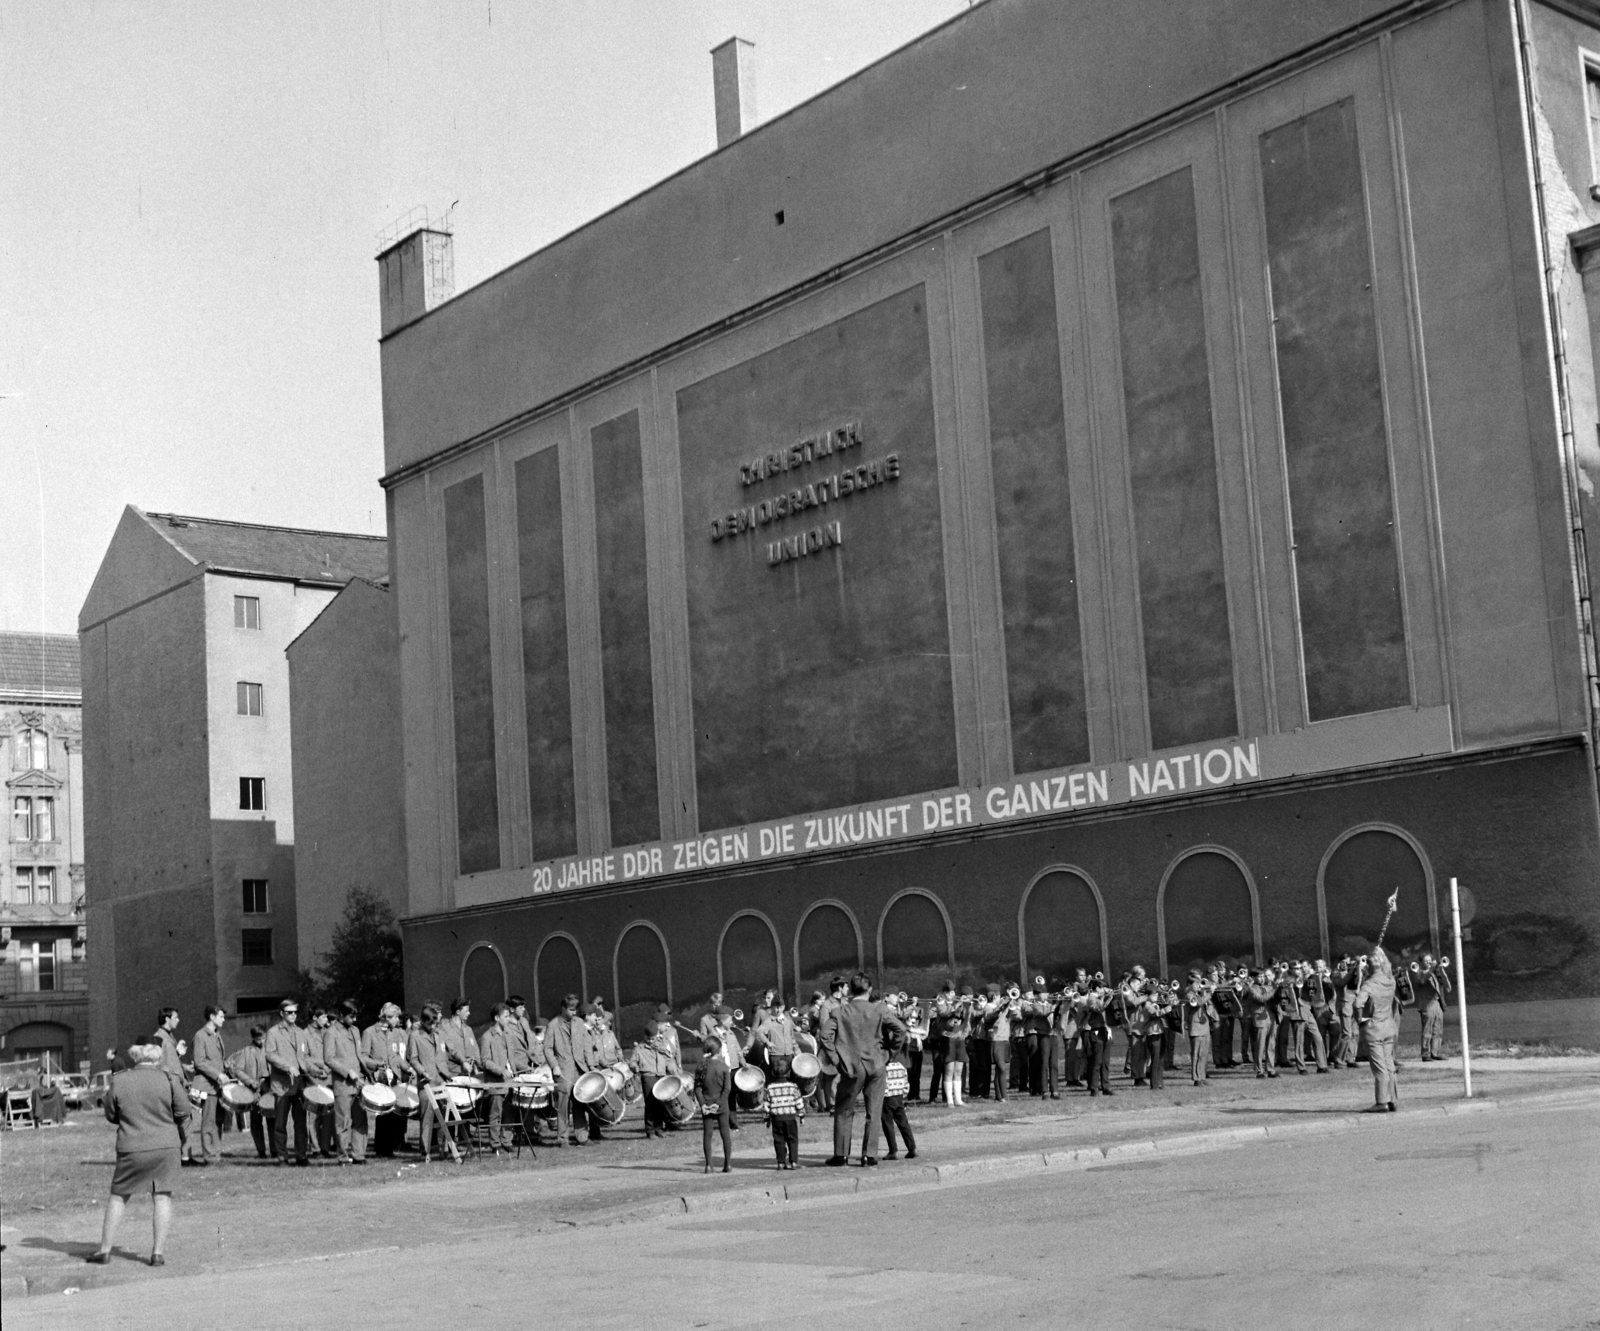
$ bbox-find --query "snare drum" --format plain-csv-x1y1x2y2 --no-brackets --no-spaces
510,1072,551,1110
302,1083,335,1109
187,1084,210,1107
650,1073,696,1124
390,1084,420,1117
732,1065,767,1113
444,1077,482,1111
600,1066,627,1095
360,1082,398,1115
789,1053,821,1097
573,1070,625,1125
219,1080,258,1111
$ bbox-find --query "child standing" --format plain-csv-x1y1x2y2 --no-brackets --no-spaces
763,1054,805,1170
881,1031,917,1160
694,1038,733,1174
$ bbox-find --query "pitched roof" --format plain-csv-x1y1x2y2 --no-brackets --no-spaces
0,631,82,700
144,511,388,586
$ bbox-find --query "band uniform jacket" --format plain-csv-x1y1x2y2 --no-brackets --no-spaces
192,1025,227,1090
1240,981,1276,1028
360,1022,411,1080
105,1065,192,1154
753,1010,799,1058
543,1014,597,1085
820,997,907,1079
264,1019,312,1094
1355,970,1403,1040
1276,977,1311,1023
323,1023,362,1085
301,1025,333,1086
157,1028,187,1084
405,1027,453,1086
593,1027,624,1067
225,1043,269,1091
478,1025,515,1082
814,998,841,1072
632,1026,681,1077
1183,986,1218,1035
440,1017,478,1074
506,1019,534,1074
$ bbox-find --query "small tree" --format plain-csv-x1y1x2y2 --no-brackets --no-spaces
306,887,404,1022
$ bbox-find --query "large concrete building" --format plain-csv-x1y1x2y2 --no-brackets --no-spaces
287,577,407,968
1,632,88,1072
379,0,1600,1038
81,508,388,1059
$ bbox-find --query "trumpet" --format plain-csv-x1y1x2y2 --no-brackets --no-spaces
1409,957,1450,975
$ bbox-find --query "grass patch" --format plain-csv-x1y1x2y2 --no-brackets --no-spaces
1457,1039,1599,1058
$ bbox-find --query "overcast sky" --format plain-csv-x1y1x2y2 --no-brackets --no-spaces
1,0,968,635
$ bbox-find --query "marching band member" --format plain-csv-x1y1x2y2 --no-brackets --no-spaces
1078,983,1113,1096
903,997,929,1102
1045,985,1072,1098
224,1026,272,1159
1131,980,1167,1090
303,1009,339,1158
189,1005,227,1166
1182,971,1216,1086
265,999,312,1166
1356,949,1403,1111
695,1037,734,1174
477,1003,517,1154
441,998,479,1076
927,981,954,1101
545,994,601,1145
360,1003,410,1157
696,993,726,1044
751,990,798,1074
1415,954,1452,1060
506,995,537,1073
324,1001,368,1164
406,1002,461,1163
633,1004,682,1139
814,977,847,1111
983,984,1016,1102
1276,964,1312,1074
1333,957,1362,1067
1241,969,1278,1079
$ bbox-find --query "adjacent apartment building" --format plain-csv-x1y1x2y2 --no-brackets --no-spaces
1,632,88,1071
377,0,1600,1036
81,507,388,1060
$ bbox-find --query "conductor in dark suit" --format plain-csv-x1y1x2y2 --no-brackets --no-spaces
820,972,907,1166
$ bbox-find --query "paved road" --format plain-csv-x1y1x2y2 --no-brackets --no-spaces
6,1092,1595,1330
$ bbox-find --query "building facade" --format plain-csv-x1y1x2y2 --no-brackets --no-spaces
80,508,388,1061
379,0,1600,1038
287,577,407,970
0,632,88,1071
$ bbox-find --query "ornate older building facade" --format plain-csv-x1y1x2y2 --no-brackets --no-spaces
0,632,87,1072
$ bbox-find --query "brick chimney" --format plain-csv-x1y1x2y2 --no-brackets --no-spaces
376,226,455,338
712,37,757,148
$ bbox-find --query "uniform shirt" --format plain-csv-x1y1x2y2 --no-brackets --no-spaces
1183,986,1218,1035
440,1017,479,1073
406,1027,453,1086
1355,969,1402,1039
192,1025,228,1088
225,1043,269,1089
986,1003,1013,1043
104,1065,191,1154
323,1022,362,1082
633,1026,681,1077
264,1019,311,1093
157,1029,187,1084
543,1014,596,1084
1240,981,1277,1027
360,1022,410,1079
506,1019,534,1073
592,1028,624,1066
301,1024,333,1085
478,1025,515,1081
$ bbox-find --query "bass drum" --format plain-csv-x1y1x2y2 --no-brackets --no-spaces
573,1070,625,1125
732,1065,766,1113
650,1073,697,1124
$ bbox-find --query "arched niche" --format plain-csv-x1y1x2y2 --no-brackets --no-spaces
613,921,672,1044
459,942,508,1025
533,932,587,1020
717,910,782,1016
1018,866,1109,982
1318,823,1436,960
793,900,864,1005
1157,846,1262,980
877,888,955,997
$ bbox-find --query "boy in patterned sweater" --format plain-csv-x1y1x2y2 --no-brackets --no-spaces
764,1055,805,1170
881,1028,917,1160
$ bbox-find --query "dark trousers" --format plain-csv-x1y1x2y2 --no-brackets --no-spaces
817,1072,837,1111
1188,1030,1212,1084
1132,1033,1164,1089
927,1046,946,1102
332,1080,369,1158
770,1115,799,1165
988,1041,1010,1100
907,1047,924,1100
1046,1032,1066,1095
272,1089,308,1161
881,1095,915,1156
641,1073,668,1134
833,1068,885,1161
1084,1032,1110,1092
1420,1002,1445,1059
968,1041,989,1098
558,1085,602,1141
247,1107,272,1157
702,1108,732,1167
1215,1016,1236,1066
1250,1020,1276,1075
1024,1032,1045,1094
372,1109,407,1155
482,1090,508,1148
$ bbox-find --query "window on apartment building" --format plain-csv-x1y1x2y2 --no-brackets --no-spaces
242,879,269,914
12,728,48,771
236,994,284,1015
11,866,59,905
234,595,261,630
236,682,264,716
11,796,54,842
241,928,274,966
239,777,264,811
18,940,56,992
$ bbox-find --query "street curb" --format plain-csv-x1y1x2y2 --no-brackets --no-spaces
556,1082,1599,1230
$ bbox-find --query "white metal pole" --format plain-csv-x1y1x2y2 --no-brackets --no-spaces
1450,876,1472,1098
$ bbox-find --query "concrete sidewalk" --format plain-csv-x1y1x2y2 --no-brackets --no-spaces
3,1054,1595,1300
